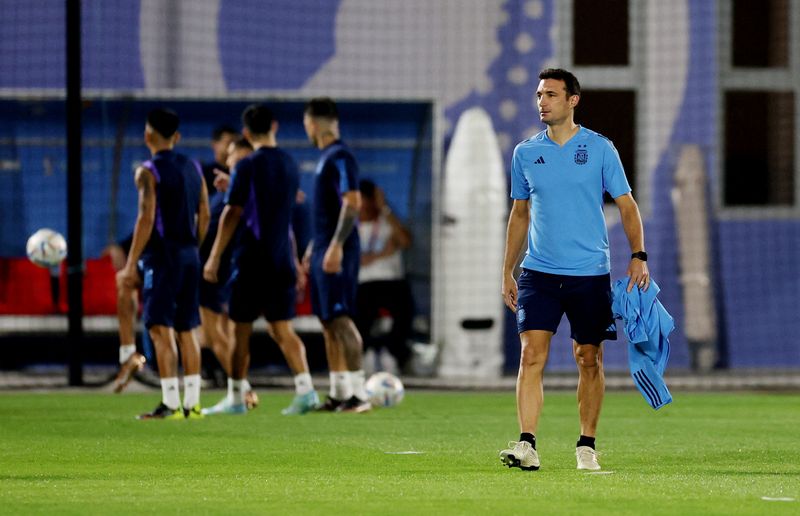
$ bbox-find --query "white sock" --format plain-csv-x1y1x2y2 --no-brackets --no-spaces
119,344,136,364
328,372,338,398
242,379,252,393
231,379,245,405
350,369,368,401
160,377,180,410
225,377,234,402
183,374,201,409
338,371,354,400
330,371,352,399
294,372,314,396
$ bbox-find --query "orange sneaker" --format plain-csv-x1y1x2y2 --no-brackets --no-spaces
113,352,146,393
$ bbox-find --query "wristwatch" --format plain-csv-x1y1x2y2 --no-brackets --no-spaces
631,251,648,261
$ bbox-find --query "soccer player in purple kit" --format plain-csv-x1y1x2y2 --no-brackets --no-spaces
198,125,238,383
117,108,210,419
303,98,371,413
203,105,319,415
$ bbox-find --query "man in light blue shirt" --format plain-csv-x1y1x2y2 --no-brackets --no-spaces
499,69,650,472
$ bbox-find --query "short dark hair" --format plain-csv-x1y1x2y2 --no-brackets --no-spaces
146,108,179,139
538,68,581,98
242,104,274,135
304,97,339,120
359,179,376,198
232,136,253,151
212,124,238,141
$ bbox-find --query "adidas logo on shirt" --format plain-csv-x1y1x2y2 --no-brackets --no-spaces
534,156,546,164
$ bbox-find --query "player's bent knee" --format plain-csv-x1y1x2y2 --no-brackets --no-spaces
270,321,297,343
148,325,172,346
574,345,601,368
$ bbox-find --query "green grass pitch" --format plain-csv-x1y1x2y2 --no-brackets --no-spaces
0,390,797,514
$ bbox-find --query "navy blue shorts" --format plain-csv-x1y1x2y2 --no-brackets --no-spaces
198,253,232,313
141,247,201,331
309,246,359,322
199,276,231,313
516,269,616,344
227,249,297,323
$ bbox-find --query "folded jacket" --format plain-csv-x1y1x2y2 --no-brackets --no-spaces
611,278,675,410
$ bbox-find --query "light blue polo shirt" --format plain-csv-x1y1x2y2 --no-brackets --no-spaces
510,126,631,276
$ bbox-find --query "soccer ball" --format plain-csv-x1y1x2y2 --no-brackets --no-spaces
26,228,67,268
365,372,405,407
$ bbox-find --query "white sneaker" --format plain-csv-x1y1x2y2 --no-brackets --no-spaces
499,441,540,471
576,446,601,470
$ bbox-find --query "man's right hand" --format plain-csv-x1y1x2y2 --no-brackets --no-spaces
203,257,219,283
213,169,230,192
501,273,518,312
322,243,343,274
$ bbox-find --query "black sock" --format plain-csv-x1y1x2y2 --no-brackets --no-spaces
577,435,595,449
519,433,536,449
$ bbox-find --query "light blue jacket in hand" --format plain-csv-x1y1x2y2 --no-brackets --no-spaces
611,278,675,410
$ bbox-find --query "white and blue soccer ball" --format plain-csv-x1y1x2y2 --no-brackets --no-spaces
365,372,405,408
26,228,67,268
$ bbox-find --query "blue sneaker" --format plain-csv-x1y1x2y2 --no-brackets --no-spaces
281,391,321,415
201,396,247,416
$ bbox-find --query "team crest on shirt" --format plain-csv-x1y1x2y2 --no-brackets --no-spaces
574,144,588,165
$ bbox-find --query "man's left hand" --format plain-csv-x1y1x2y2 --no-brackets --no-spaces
626,258,650,292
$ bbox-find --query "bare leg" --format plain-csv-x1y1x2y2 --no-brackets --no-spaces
573,341,605,437
231,322,253,380
200,321,256,413
200,307,233,375
113,278,144,392
117,281,138,348
269,320,310,374
176,329,201,376
137,325,182,415
517,330,552,434
320,320,350,403
174,329,202,412
325,316,363,371
148,325,178,378
321,324,348,372
323,316,369,409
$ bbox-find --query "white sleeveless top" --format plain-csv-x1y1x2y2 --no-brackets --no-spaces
358,214,404,283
